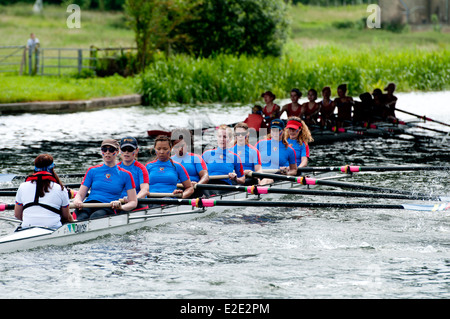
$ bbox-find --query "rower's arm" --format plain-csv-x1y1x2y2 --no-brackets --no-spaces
197,170,209,185
287,163,298,176
299,156,308,168
14,204,23,221
137,183,149,199
61,206,75,223
73,185,89,208
181,180,194,199
122,188,137,211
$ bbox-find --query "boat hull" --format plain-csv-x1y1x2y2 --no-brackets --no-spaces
0,179,306,253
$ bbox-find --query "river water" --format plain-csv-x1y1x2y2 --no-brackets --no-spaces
0,91,449,300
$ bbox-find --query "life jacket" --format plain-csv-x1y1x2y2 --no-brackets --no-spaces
23,172,62,216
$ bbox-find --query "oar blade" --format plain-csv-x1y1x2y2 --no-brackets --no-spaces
402,203,450,212
0,174,17,183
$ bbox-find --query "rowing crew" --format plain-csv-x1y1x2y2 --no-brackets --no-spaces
13,117,312,229
246,83,398,131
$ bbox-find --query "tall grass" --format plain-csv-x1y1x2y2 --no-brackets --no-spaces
138,46,450,105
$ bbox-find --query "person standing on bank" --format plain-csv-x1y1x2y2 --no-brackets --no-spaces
118,136,149,209
26,33,40,74
15,154,74,229
73,139,137,220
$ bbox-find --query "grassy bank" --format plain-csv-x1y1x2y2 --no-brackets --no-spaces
0,75,135,103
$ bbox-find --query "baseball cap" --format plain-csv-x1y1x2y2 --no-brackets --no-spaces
101,139,119,149
119,136,138,149
271,119,285,130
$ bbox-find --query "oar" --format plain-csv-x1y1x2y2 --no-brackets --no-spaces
136,198,450,212
296,165,450,174
395,108,450,129
192,184,450,202
0,173,85,183
247,172,431,197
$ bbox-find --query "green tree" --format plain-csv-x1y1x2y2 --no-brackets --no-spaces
176,0,290,57
124,0,196,71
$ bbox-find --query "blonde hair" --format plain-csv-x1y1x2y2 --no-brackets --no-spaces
284,116,314,145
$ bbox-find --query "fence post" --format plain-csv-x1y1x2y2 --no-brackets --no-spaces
78,49,82,75
28,48,32,75
35,45,40,74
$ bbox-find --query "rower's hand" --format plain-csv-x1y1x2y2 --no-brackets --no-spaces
73,199,83,209
111,201,122,210
228,173,238,181
173,189,183,196
279,167,288,175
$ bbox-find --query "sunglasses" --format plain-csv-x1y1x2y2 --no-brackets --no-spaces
235,132,247,137
101,146,117,153
120,146,136,153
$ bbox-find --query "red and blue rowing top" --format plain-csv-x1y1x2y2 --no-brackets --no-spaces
287,138,309,165
202,147,244,185
255,139,296,169
171,153,207,183
117,160,149,197
231,144,262,171
146,159,190,193
81,163,136,203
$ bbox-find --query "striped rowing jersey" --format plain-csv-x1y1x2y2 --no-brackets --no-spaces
255,139,296,169
231,144,262,171
82,163,136,203
202,147,244,185
117,160,149,197
146,159,190,193
171,153,207,182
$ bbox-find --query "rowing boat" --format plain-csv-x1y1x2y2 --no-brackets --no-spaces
147,121,426,146
0,175,326,254
1,164,448,253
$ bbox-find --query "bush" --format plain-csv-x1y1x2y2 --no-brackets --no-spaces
175,0,290,57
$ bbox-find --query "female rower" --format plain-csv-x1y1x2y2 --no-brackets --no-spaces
261,91,281,123
301,89,321,126
280,88,303,119
15,154,74,229
73,139,137,220
118,136,149,208
146,135,194,199
232,122,262,184
256,119,297,176
202,124,245,186
171,128,209,186
318,86,336,129
334,84,354,127
284,117,313,168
